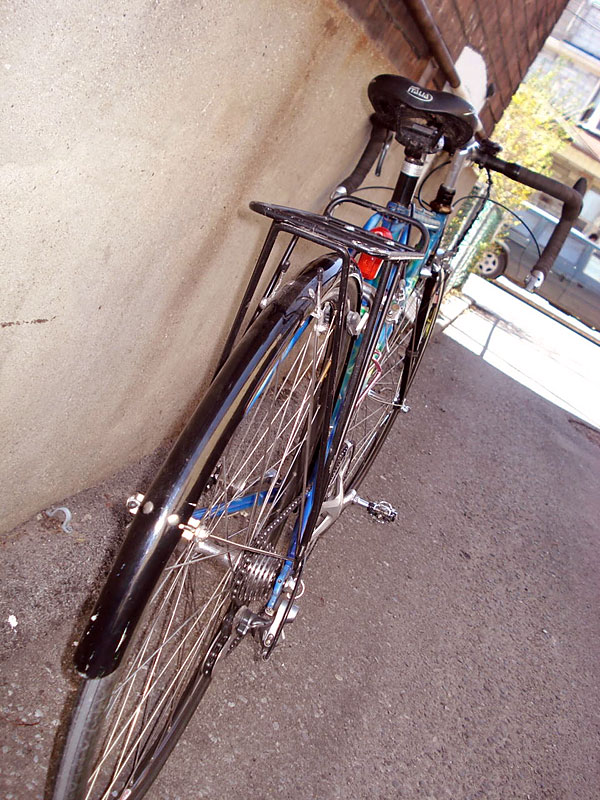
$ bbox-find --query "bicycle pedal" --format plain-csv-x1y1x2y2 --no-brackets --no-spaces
352,495,398,524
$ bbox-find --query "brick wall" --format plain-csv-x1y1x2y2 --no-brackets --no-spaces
339,0,568,133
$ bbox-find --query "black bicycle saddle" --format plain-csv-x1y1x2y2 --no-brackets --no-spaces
368,74,477,152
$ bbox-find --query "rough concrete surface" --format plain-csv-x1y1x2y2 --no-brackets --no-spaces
1,292,599,799
1,0,402,533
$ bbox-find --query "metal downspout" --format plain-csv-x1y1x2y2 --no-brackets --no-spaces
404,0,485,131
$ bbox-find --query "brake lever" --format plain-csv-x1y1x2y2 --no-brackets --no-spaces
375,131,394,177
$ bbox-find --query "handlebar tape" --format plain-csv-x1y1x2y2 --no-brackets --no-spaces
336,117,389,196
473,151,586,277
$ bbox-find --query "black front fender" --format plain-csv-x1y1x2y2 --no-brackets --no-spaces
74,256,349,678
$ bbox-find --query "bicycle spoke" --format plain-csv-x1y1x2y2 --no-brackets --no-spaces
56,270,351,800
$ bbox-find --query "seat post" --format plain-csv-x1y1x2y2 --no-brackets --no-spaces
391,146,426,206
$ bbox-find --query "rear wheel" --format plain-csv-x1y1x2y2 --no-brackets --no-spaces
51,263,359,800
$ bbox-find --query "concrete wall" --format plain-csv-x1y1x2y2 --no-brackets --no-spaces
1,0,404,533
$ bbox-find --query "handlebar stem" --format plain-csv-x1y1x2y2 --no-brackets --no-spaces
430,145,474,213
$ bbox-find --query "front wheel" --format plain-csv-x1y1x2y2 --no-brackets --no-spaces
336,269,444,491
51,260,359,800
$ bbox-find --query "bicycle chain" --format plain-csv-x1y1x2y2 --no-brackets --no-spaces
202,607,236,676
328,442,350,486
202,493,307,676
201,488,314,676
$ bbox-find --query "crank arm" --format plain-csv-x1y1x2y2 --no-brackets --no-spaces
313,484,358,539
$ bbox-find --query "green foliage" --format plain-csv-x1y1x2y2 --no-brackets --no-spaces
443,199,473,246
441,76,569,289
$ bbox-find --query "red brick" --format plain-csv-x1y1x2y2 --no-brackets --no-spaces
338,0,570,125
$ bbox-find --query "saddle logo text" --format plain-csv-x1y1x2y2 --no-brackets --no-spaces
408,86,433,102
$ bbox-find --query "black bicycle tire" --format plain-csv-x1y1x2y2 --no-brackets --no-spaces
51,259,359,800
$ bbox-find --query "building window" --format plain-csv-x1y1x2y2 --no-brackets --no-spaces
583,250,600,279
581,188,600,225
581,87,600,135
563,0,600,60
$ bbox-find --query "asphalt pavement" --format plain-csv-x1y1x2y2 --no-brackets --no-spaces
1,281,599,799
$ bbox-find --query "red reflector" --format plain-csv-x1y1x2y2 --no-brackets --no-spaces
357,226,393,280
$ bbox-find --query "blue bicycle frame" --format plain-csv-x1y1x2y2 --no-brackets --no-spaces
191,198,449,614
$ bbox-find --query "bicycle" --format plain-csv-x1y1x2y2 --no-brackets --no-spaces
50,74,584,800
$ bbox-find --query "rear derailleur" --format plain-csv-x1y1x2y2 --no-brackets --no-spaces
203,590,300,676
